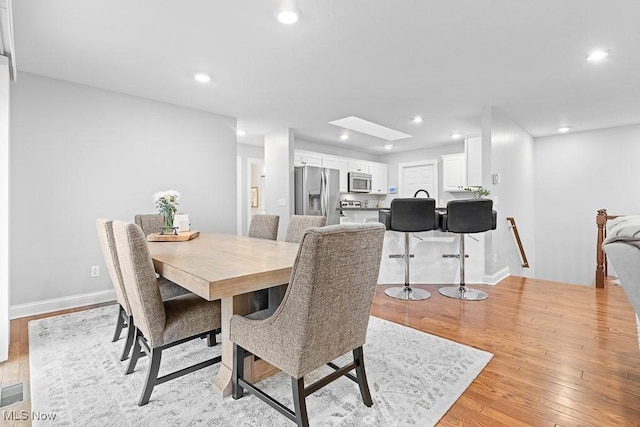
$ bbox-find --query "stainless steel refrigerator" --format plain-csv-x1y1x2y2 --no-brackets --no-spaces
294,166,341,225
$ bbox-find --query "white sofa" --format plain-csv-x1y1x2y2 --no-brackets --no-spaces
602,216,640,350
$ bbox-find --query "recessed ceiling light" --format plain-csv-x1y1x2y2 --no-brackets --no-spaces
384,144,393,150
557,126,571,133
339,133,349,141
587,50,609,62
451,133,462,139
276,9,300,24
194,72,211,83
412,116,423,123
237,130,246,137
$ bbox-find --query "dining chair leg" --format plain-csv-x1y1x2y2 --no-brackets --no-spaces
207,330,217,347
353,346,373,407
139,347,162,406
112,305,126,342
125,329,142,375
232,344,245,399
120,315,135,361
292,377,309,427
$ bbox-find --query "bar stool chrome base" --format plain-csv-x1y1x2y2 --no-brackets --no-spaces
385,285,431,300
439,285,488,301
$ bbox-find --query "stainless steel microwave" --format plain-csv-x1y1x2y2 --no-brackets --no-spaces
348,172,372,193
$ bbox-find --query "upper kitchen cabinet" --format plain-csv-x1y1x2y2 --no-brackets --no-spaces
442,152,467,192
465,136,482,187
292,149,387,194
347,160,369,173
368,162,388,195
293,150,322,167
322,155,349,193
441,137,483,192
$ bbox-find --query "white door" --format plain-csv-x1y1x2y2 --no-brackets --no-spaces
398,160,439,201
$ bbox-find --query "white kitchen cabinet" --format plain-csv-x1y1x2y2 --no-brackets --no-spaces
292,150,388,194
368,162,388,194
294,150,322,167
322,155,349,193
347,160,369,173
442,153,467,192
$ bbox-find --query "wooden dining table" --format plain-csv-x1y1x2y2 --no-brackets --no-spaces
147,233,300,397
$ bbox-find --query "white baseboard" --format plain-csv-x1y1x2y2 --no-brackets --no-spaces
9,289,117,319
483,267,510,285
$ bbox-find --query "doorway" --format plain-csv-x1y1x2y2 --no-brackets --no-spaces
398,160,439,202
246,158,265,234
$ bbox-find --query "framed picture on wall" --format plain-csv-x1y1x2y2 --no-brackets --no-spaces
251,187,259,207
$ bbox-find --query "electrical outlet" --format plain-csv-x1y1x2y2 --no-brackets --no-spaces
91,265,100,277
278,198,287,207
493,253,498,264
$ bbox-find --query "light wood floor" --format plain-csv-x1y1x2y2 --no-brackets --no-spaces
372,277,640,426
2,277,639,426
0,302,114,426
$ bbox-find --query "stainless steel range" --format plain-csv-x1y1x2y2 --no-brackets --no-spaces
341,200,361,208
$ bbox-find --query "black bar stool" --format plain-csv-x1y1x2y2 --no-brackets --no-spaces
439,199,497,300
380,198,439,300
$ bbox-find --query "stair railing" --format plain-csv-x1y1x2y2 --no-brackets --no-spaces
507,217,529,268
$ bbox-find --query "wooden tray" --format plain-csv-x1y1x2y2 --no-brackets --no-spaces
147,231,200,242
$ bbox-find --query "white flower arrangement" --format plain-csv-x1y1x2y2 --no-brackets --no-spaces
153,190,180,231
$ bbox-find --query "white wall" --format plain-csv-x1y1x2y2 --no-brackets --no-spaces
0,56,10,361
534,123,640,285
483,107,536,278
264,128,294,240
10,73,237,311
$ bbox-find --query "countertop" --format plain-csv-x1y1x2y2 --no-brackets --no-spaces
338,207,448,212
337,207,388,211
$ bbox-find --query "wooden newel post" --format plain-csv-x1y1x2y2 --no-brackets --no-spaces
595,209,607,288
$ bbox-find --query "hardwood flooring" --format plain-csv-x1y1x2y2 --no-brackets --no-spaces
371,277,640,426
1,277,639,426
0,302,114,426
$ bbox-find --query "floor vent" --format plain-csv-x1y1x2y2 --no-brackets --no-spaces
0,382,30,409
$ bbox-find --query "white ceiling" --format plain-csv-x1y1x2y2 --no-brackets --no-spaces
10,1,640,153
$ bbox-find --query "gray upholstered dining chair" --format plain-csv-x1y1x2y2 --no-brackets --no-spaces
247,214,280,240
96,219,191,362
134,213,165,236
284,215,327,243
231,223,386,427
248,214,280,311
113,221,222,406
264,215,328,311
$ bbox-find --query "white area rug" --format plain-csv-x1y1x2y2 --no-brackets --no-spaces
29,305,492,426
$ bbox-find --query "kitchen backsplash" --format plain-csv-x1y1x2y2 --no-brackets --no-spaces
339,193,387,208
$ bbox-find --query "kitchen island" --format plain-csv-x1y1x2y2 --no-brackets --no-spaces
338,207,387,224
378,229,492,285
